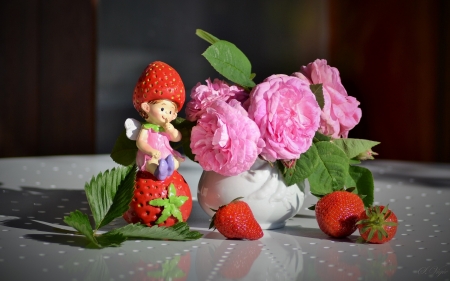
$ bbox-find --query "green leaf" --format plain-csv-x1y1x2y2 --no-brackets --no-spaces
84,165,137,230
280,145,320,186
313,131,331,142
307,142,349,195
108,222,203,241
64,210,99,248
196,29,220,44
100,165,137,229
310,84,324,110
332,138,380,159
171,118,196,162
94,232,127,248
348,165,374,207
202,40,256,88
110,129,138,166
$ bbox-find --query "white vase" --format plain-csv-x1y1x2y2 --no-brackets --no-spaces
197,158,305,229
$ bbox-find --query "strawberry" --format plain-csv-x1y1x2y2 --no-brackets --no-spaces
132,61,185,114
357,205,398,243
315,190,365,238
123,170,192,227
209,197,263,240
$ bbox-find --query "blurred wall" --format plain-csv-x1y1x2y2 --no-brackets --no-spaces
96,0,329,154
328,0,450,162
1,0,96,157
1,0,449,162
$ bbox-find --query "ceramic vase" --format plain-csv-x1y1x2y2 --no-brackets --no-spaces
197,158,305,229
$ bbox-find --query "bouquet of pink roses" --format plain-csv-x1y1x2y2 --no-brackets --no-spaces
112,29,379,206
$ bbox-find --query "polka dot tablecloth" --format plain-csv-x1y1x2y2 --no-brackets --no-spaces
0,155,449,281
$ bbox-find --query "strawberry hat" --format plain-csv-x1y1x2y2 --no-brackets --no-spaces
132,61,186,113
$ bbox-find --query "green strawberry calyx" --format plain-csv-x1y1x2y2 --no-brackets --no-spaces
149,183,189,224
356,205,398,242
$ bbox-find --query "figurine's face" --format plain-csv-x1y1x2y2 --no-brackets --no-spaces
141,100,177,125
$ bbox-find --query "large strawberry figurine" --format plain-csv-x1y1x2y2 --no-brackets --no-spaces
123,170,192,227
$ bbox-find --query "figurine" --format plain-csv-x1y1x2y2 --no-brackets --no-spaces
122,61,193,227
126,61,186,180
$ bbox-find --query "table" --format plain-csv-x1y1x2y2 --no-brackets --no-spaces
0,155,449,280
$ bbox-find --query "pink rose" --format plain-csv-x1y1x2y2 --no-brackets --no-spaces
185,78,249,121
190,100,265,176
294,59,362,138
247,75,321,162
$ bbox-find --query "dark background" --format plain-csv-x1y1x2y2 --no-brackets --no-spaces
1,0,449,162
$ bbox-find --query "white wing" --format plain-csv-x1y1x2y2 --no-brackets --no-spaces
124,118,141,140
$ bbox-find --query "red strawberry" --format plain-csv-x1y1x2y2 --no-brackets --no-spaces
315,190,365,238
132,61,185,114
209,197,263,240
123,170,192,227
357,205,398,243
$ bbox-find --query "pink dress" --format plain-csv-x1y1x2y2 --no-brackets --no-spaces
136,123,183,171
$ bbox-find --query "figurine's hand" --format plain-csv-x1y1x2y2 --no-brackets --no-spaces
151,150,161,160
163,118,174,131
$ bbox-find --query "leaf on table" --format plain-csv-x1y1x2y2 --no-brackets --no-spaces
108,222,203,241
93,232,127,249
63,210,99,248
99,165,137,229
84,165,137,230
307,142,349,195
202,40,256,88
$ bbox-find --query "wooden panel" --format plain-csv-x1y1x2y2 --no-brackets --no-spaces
0,0,96,157
38,0,97,155
0,0,40,157
328,0,447,162
436,0,450,162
